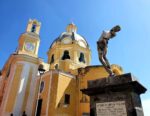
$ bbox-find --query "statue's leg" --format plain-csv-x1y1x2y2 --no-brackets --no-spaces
99,54,113,76
105,67,114,76
103,48,110,68
103,55,114,76
98,53,107,67
97,48,114,76
103,55,111,68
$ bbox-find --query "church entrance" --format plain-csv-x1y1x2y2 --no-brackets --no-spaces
36,99,43,116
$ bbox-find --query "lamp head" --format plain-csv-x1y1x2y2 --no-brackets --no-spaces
38,64,45,75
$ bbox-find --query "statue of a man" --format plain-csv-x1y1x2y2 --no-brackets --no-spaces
97,25,121,76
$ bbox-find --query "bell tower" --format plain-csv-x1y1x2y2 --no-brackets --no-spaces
17,19,41,57
0,19,43,116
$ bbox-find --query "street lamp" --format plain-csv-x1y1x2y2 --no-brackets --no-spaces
35,64,45,116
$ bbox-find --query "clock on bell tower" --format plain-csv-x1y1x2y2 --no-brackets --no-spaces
17,19,41,57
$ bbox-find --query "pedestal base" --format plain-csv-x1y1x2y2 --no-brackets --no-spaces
81,73,147,116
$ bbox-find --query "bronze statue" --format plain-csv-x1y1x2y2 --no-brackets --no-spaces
97,25,121,76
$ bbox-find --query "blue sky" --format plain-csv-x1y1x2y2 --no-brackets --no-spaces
0,0,150,114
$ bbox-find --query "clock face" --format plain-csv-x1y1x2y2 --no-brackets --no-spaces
24,42,35,51
62,38,72,44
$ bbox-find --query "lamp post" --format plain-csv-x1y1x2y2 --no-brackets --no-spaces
35,64,45,116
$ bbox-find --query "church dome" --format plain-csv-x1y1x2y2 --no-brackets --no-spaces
50,23,89,48
47,23,91,74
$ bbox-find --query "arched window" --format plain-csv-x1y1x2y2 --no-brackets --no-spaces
31,24,36,33
79,52,85,63
50,54,54,64
40,81,44,93
64,94,70,105
62,50,70,60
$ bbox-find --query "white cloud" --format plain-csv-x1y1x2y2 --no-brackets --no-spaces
142,99,150,116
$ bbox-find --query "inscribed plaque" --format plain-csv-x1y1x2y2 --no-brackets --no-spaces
96,101,127,116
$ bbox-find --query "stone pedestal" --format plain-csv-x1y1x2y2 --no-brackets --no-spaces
81,73,147,116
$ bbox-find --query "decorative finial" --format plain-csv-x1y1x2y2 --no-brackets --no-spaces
66,23,77,33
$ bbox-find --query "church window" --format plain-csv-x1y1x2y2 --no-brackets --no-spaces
62,50,70,60
31,24,36,33
64,94,70,105
40,81,44,93
79,52,85,63
50,54,54,64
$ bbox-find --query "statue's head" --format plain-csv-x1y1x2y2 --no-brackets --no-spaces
111,25,121,32
110,25,121,39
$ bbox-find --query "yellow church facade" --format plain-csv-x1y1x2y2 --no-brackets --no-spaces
0,19,123,116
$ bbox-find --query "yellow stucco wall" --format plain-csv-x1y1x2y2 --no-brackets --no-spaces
5,64,23,112
39,71,77,116
55,73,76,116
